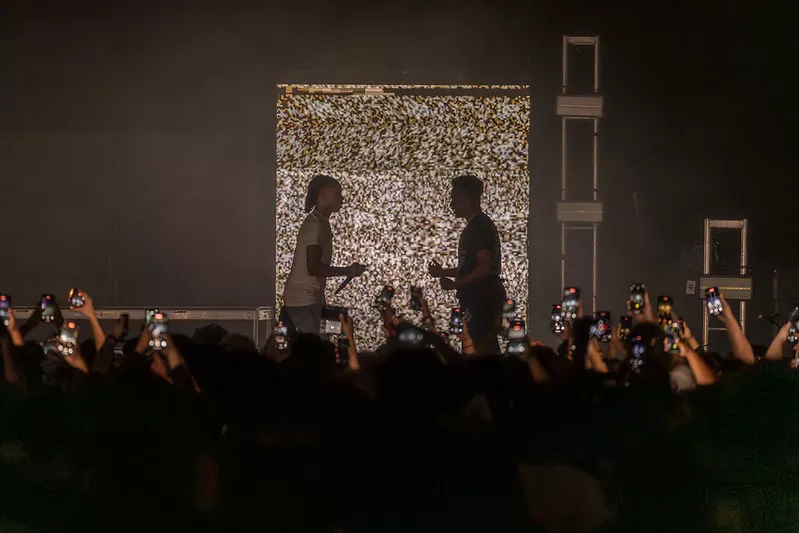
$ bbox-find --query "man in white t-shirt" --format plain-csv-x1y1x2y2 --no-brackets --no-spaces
282,175,366,335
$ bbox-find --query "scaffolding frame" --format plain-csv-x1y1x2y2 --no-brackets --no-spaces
556,36,603,313
701,218,749,347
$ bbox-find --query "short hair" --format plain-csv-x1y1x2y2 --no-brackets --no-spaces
304,174,340,213
451,175,484,202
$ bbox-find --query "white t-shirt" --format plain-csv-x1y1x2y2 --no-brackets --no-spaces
283,210,333,307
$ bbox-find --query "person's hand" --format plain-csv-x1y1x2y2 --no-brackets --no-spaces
558,320,573,342
428,260,445,278
162,335,185,370
670,337,693,360
777,320,792,342
27,301,44,326
458,318,473,343
135,325,152,355
345,263,366,278
421,297,432,319
341,313,355,340
52,302,65,329
6,308,17,332
63,346,89,374
439,278,456,291
576,300,585,320
70,290,96,317
378,302,395,327
677,318,691,340
717,293,736,324
628,292,656,324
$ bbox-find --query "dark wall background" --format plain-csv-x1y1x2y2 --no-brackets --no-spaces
1,0,797,344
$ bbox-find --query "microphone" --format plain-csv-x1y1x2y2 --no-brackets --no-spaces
334,275,354,295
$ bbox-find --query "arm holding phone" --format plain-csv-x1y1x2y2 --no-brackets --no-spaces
341,313,360,371
70,291,107,351
1,311,24,387
715,293,756,365
459,320,477,356
676,340,716,385
766,321,791,360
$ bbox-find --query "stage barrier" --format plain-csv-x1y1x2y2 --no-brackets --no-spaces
12,307,276,349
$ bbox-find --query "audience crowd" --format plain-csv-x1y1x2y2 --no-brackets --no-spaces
2,287,799,533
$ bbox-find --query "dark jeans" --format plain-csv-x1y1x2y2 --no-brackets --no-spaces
459,278,506,355
279,304,322,343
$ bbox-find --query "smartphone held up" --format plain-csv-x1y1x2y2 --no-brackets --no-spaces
0,294,10,328
629,283,646,315
506,319,527,355
148,312,169,351
449,307,463,335
706,287,723,316
788,305,799,345
550,304,565,335
68,288,86,309
561,287,580,320
41,294,56,323
57,321,79,356
592,311,612,343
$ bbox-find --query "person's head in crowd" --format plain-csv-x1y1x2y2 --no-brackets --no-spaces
533,344,571,380
374,346,448,418
304,174,343,216
627,323,671,387
450,174,483,219
192,323,228,346
282,333,336,385
221,333,257,353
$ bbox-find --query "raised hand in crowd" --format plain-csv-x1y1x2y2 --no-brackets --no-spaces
69,290,107,351
766,320,792,360
458,319,477,356
628,291,656,324
340,312,360,371
713,292,756,364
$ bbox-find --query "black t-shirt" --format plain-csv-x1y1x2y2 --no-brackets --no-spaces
457,211,502,302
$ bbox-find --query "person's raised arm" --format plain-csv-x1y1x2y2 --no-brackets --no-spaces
70,291,106,351
676,339,716,386
162,336,200,393
5,308,24,348
341,313,360,371
766,321,791,360
18,300,43,338
677,317,701,352
568,318,593,378
586,338,608,373
716,293,756,365
628,292,656,325
527,344,553,384
306,244,365,279
458,319,477,356
2,310,27,388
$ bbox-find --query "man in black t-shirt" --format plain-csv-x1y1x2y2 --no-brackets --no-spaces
428,175,506,354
